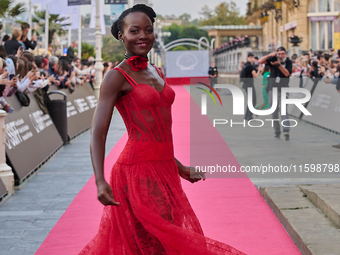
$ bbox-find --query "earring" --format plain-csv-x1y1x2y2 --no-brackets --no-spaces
121,39,124,42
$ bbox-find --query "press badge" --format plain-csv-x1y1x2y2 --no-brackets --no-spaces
275,77,280,83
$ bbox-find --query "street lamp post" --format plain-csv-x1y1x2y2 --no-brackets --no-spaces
94,0,104,99
28,0,32,40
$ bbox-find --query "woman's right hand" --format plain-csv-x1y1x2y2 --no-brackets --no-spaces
96,180,120,206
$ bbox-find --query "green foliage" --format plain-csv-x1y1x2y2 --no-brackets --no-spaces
32,10,70,45
81,42,95,60
163,23,209,47
0,0,25,18
200,1,247,26
0,0,26,32
101,35,126,62
171,45,188,51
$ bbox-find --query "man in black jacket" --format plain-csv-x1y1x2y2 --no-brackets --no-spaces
243,53,262,121
258,46,292,140
208,62,218,92
67,41,78,61
21,23,37,50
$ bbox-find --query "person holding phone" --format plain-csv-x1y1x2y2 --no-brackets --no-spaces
0,58,13,113
21,23,37,50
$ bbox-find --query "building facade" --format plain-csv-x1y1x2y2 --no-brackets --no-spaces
246,0,340,51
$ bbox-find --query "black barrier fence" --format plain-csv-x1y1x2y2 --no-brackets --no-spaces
0,179,7,202
4,83,97,186
303,81,340,134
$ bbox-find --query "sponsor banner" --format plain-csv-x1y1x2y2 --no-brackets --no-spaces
5,83,96,184
165,50,210,78
68,0,91,5
5,93,63,184
49,83,97,139
105,0,127,4
308,16,338,22
303,81,340,133
287,77,315,118
284,21,297,31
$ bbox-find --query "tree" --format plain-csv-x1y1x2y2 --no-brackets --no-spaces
163,24,209,51
101,35,125,62
0,0,26,33
178,13,192,25
32,10,70,45
200,1,246,26
80,42,95,60
163,23,181,45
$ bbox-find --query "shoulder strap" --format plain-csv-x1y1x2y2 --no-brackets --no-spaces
153,65,165,80
114,67,137,87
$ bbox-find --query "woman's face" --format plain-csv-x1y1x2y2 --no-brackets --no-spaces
120,12,155,57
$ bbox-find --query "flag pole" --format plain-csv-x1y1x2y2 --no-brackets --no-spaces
28,0,32,40
78,5,82,59
44,4,49,54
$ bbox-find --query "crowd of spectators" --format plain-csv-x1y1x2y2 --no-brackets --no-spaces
0,24,119,114
290,49,340,88
239,49,340,90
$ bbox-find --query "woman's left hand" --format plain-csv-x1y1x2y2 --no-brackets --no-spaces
179,166,206,183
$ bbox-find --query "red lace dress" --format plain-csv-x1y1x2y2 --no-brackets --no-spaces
79,66,246,255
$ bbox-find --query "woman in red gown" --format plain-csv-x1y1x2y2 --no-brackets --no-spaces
79,4,246,255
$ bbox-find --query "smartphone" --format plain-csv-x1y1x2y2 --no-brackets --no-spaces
19,46,24,54
9,74,15,80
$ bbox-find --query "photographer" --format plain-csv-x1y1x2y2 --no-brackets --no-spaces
208,62,218,92
258,46,292,140
242,53,262,120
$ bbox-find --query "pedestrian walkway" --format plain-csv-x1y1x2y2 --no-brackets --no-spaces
0,84,339,254
0,112,126,255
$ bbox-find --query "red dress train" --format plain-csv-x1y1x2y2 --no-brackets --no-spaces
79,66,247,255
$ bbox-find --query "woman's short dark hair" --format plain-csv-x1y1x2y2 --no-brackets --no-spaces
312,61,318,69
264,64,271,73
111,4,156,40
0,45,7,59
2,34,10,42
34,56,44,68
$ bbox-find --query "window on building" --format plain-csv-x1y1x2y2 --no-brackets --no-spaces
309,0,340,50
311,22,317,49
327,21,333,49
310,0,317,12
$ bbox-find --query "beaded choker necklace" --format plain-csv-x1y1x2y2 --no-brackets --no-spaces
124,53,148,72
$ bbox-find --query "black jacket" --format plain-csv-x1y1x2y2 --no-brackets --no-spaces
24,38,37,50
4,39,21,55
67,46,75,60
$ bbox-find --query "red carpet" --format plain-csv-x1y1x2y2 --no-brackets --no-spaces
35,86,300,255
